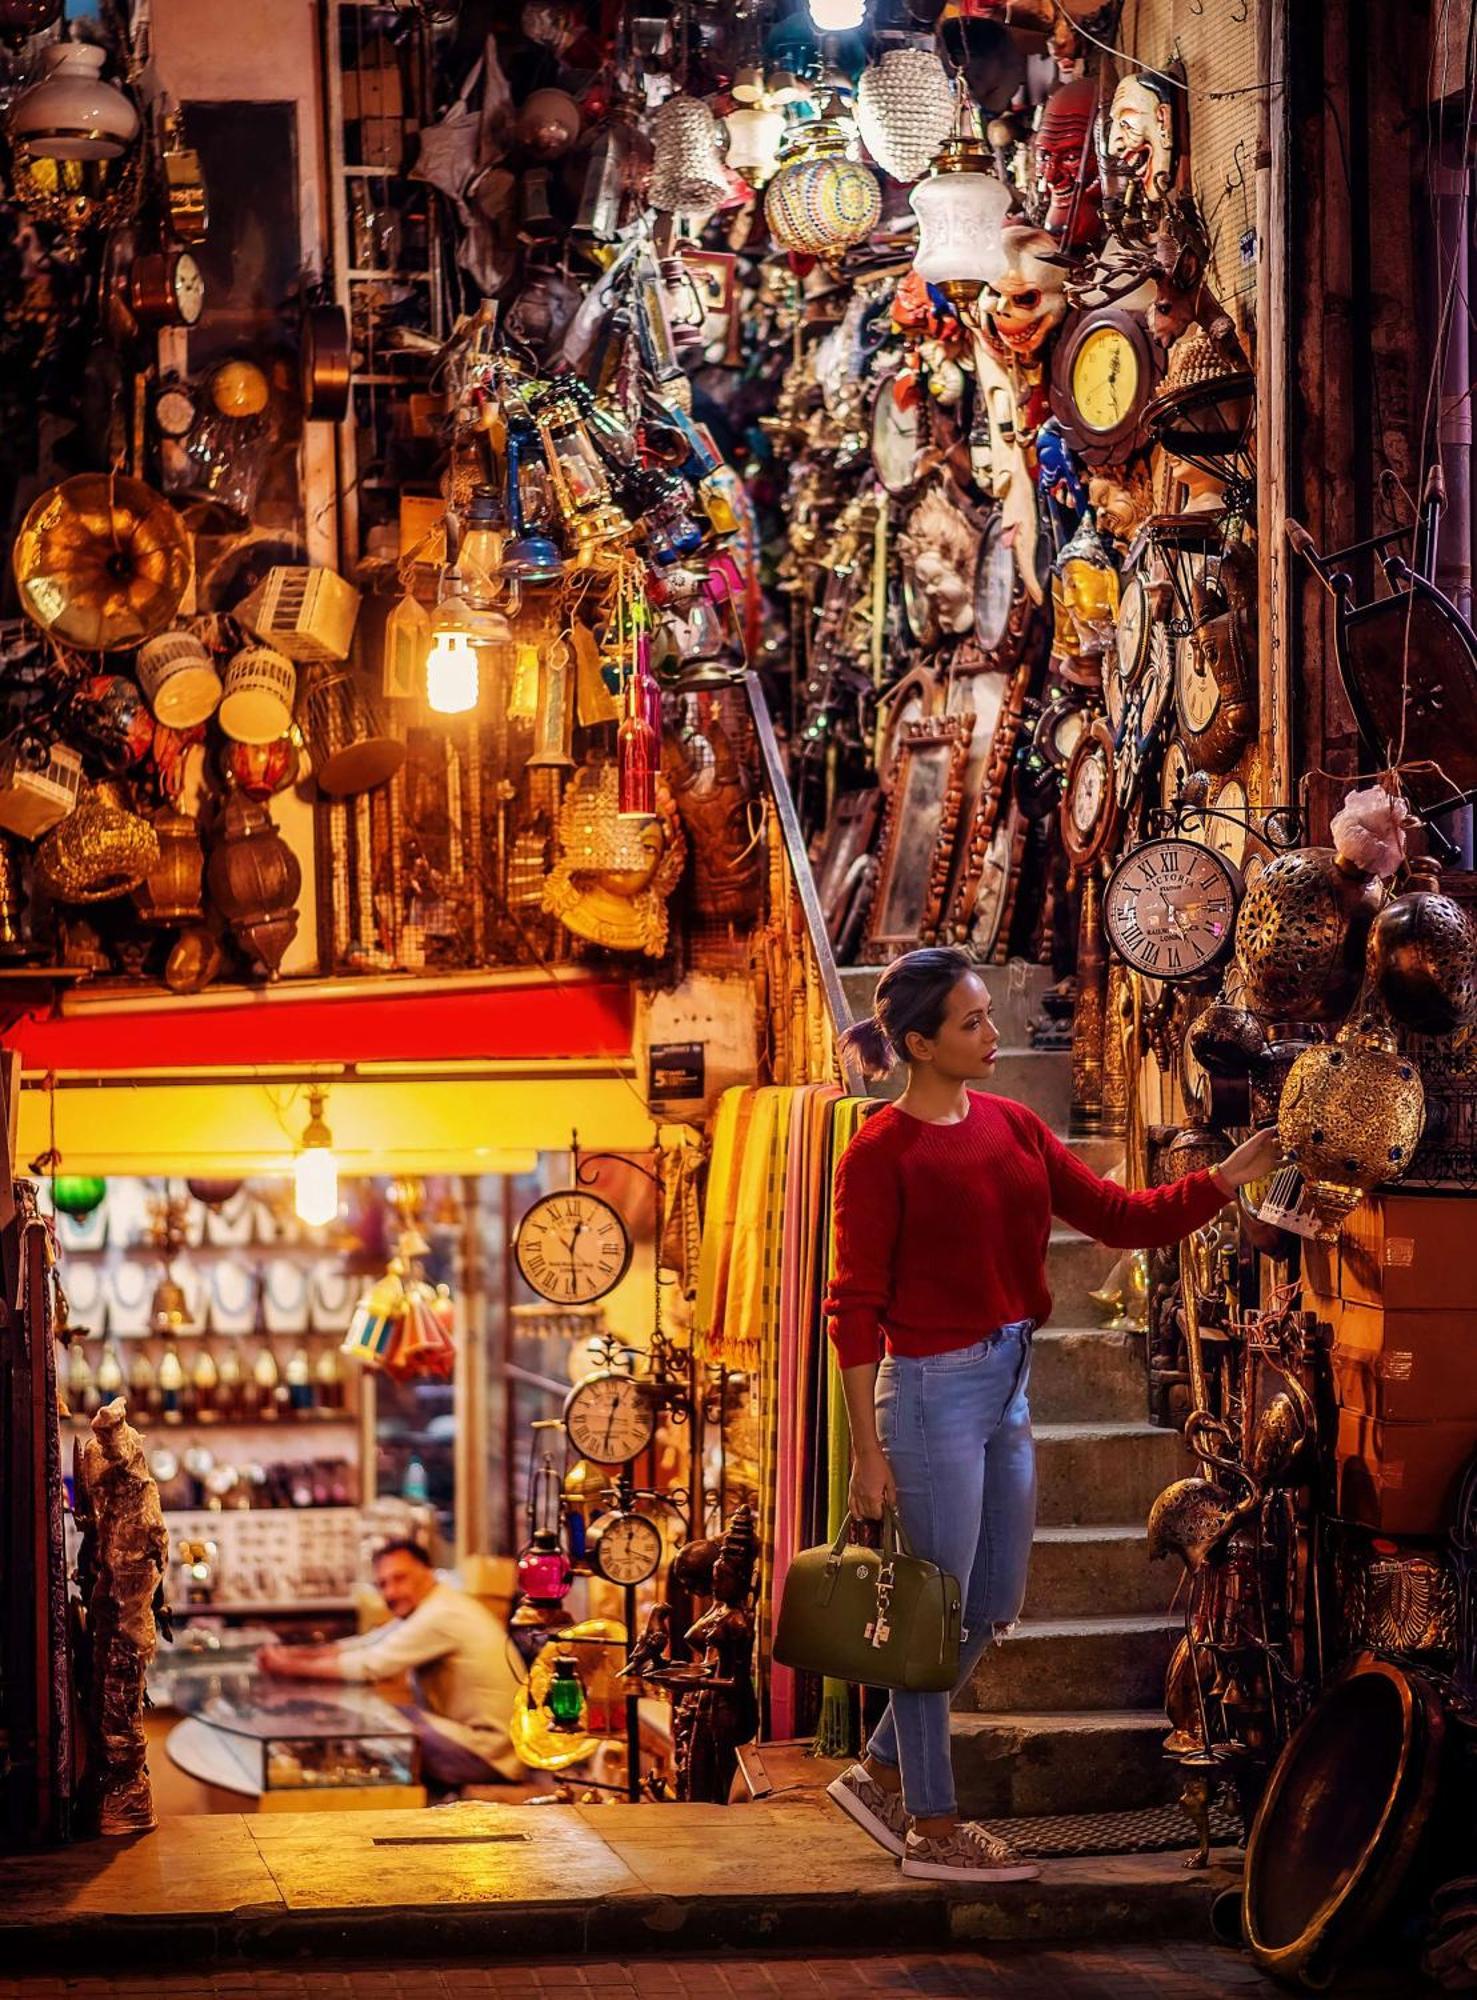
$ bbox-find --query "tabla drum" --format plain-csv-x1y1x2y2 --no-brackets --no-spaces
137,630,222,728
219,646,296,744
299,665,405,795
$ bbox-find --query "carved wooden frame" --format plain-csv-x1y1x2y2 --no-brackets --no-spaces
864,714,975,959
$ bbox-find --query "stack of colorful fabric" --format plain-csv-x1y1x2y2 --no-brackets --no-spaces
692,1084,876,1745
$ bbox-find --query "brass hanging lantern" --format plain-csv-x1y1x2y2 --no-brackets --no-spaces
205,790,301,978
1234,845,1385,1023
132,806,204,926
1277,1012,1425,1237
34,781,159,903
1368,855,1477,1036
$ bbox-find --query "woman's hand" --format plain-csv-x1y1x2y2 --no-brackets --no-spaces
1213,1125,1284,1193
848,1444,897,1522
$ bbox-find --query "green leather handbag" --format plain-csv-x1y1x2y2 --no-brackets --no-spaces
772,1507,962,1693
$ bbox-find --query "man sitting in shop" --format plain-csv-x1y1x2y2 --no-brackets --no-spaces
256,1539,523,1793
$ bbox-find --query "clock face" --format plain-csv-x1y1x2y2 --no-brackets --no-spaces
973,513,1017,653
1045,699,1088,768
563,1371,657,1467
871,383,920,497
1161,736,1191,814
966,810,1016,961
173,252,206,326
1206,776,1249,870
1175,629,1222,737
1072,324,1141,435
590,1510,664,1586
1116,573,1152,685
155,384,197,438
1104,837,1242,982
1069,746,1106,833
514,1190,632,1305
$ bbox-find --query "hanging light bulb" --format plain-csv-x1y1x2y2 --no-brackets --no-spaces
726,100,787,185
808,0,866,30
293,1087,339,1227
425,568,481,716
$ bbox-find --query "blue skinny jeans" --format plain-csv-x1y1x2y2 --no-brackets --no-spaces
865,1321,1037,1819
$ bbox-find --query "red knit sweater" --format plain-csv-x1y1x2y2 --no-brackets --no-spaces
825,1091,1228,1370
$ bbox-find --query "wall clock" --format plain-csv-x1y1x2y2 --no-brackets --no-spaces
129,247,206,330
972,509,1019,655
514,1189,633,1305
587,1508,664,1586
1161,736,1191,815
1104,836,1242,982
1061,716,1119,870
1115,571,1155,688
1173,616,1251,773
1050,308,1160,465
1205,774,1249,870
563,1370,657,1467
1035,688,1091,770
153,376,198,439
871,379,922,497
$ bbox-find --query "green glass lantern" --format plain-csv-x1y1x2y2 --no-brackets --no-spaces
544,1654,586,1733
52,1174,107,1218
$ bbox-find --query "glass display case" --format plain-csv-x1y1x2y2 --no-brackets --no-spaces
172,1671,418,1795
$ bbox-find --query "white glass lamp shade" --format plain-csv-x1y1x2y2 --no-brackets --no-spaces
808,0,866,29
856,48,954,183
910,167,1012,290
294,1146,339,1227
725,103,787,184
426,626,480,715
765,125,881,254
649,93,728,219
10,43,140,161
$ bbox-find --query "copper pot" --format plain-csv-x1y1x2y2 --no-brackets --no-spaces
1243,1656,1445,1986
132,806,203,926
206,791,301,978
1368,855,1477,1036
1234,846,1385,1023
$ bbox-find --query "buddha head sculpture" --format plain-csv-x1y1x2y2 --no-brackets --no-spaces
978,224,1070,362
1107,71,1178,210
1035,78,1102,251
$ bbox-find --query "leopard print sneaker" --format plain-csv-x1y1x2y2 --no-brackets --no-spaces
825,1763,909,1858
900,1820,1039,1883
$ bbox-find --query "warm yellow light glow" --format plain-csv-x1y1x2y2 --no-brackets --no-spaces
426,628,480,715
808,0,865,29
293,1088,339,1226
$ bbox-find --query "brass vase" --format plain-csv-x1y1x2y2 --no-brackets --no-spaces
132,807,204,927
1277,1012,1425,1236
206,791,301,978
1368,856,1477,1036
1234,846,1385,1023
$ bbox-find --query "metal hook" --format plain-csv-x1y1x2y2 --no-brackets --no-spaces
1230,0,1250,20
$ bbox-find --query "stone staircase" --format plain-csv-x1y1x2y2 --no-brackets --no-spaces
838,963,1186,1825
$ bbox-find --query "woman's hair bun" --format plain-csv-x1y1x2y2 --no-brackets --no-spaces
837,1014,896,1081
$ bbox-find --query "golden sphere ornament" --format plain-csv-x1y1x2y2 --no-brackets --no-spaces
1277,1013,1425,1237
1233,846,1386,1023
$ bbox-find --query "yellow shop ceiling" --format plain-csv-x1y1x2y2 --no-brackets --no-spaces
16,1070,654,1179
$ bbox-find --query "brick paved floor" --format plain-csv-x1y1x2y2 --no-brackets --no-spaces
0,1944,1420,1998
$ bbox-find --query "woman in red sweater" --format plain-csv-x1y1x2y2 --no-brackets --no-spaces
823,946,1278,1884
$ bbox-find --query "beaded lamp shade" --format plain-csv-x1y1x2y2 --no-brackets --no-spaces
855,47,955,184
765,120,881,256
649,93,728,219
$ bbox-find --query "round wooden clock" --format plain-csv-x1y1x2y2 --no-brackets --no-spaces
1060,716,1119,870
563,1370,657,1467
514,1189,633,1306
1116,571,1154,688
1103,836,1243,983
1050,308,1159,465
1204,774,1249,870
587,1508,664,1586
871,379,922,497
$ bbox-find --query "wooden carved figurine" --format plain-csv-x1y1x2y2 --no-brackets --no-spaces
624,1504,759,1803
74,1398,169,1835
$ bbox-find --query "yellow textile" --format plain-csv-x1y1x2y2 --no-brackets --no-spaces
692,1085,752,1364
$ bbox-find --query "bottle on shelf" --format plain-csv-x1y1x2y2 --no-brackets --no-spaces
192,1346,220,1419
128,1344,159,1420
158,1344,185,1422
67,1340,96,1418
252,1344,280,1420
95,1341,125,1407
286,1346,314,1414
313,1343,344,1412
217,1347,244,1423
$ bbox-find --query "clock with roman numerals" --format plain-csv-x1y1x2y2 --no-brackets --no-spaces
514,1189,632,1305
1103,837,1243,984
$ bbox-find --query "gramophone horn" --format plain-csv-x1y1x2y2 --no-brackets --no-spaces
13,473,190,651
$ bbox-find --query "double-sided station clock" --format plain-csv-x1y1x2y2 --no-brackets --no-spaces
514,1188,632,1306
1104,836,1243,983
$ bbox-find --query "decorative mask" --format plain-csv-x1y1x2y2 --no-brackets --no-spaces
1035,78,1102,251
898,487,980,645
1053,510,1120,660
977,225,1068,362
1107,72,1177,209
540,763,687,956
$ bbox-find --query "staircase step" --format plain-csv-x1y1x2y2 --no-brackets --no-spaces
1045,1231,1122,1321
965,1613,1180,1713
1034,1421,1190,1527
1025,1523,1178,1620
1028,1327,1146,1425
951,1709,1179,1818
1066,1134,1128,1174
